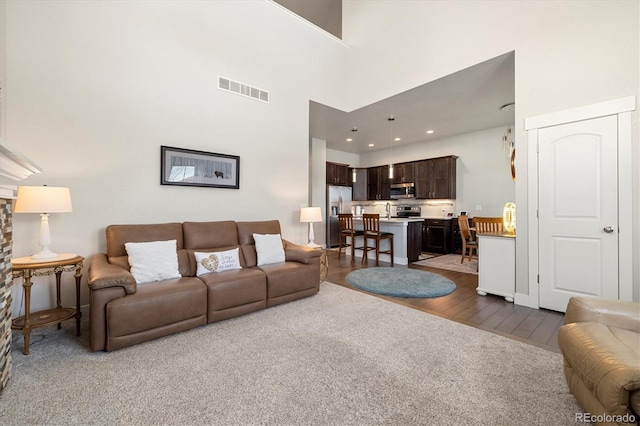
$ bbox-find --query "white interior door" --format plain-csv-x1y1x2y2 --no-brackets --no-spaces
538,115,619,312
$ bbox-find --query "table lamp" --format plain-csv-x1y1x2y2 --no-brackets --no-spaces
14,185,73,259
503,202,516,234
300,207,323,247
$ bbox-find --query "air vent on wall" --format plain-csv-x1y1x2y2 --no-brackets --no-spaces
218,76,269,103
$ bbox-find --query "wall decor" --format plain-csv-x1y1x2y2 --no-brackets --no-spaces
161,146,240,189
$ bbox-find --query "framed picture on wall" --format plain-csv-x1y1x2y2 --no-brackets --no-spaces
160,145,240,189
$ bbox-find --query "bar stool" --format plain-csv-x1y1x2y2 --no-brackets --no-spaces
361,213,394,266
338,213,364,261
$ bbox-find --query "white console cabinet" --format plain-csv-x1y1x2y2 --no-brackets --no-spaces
477,233,515,303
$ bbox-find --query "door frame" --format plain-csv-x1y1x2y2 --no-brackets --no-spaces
521,96,635,309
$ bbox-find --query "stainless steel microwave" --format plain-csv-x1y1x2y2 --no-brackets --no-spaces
390,182,415,199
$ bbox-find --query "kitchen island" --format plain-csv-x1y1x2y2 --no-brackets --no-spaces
350,217,424,265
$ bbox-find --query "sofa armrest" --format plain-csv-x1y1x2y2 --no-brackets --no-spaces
88,253,137,295
283,240,322,264
564,296,640,333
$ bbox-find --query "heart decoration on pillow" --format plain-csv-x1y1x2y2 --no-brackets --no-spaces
200,254,220,272
194,248,241,276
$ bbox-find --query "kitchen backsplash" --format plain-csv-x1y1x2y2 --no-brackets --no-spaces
349,200,456,218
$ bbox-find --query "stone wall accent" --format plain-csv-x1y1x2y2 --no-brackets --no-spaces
0,198,12,392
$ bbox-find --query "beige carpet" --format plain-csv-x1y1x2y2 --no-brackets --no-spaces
1,282,581,425
413,253,478,275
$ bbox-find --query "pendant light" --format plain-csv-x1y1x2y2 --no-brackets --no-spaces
351,127,358,182
388,116,395,179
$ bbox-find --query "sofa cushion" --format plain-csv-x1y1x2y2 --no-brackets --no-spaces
106,223,184,257
558,322,640,415
197,268,267,322
125,239,181,284
258,261,319,299
194,248,242,275
106,277,207,338
253,233,285,266
183,221,239,250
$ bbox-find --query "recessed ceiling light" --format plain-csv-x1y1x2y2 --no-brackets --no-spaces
426,130,435,134
346,138,353,142
368,143,375,147
394,137,401,141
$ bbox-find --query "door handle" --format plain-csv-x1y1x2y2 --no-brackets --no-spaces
603,226,614,233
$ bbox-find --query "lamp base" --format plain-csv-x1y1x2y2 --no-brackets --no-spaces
306,242,321,248
30,248,59,260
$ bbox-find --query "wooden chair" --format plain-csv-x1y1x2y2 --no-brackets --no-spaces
338,214,364,261
473,216,504,234
457,215,477,264
361,213,394,266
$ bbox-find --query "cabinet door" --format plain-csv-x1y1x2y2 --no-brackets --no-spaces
431,157,456,199
415,160,432,199
367,167,379,200
378,165,390,200
402,162,415,183
407,221,422,262
326,162,350,186
391,162,415,184
326,163,337,185
336,164,349,185
351,168,368,201
424,219,449,253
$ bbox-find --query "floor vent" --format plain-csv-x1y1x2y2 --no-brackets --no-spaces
218,76,269,103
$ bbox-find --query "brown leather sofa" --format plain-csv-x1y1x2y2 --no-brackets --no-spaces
88,220,322,352
558,296,640,425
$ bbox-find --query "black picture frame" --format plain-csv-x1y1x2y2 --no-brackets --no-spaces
160,145,240,189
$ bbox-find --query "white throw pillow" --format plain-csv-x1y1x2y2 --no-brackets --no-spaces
253,233,285,266
125,239,181,284
194,248,242,275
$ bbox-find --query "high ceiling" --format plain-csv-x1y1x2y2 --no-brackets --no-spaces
309,52,515,154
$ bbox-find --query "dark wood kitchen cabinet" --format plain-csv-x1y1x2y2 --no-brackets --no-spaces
326,162,349,186
391,161,415,184
350,168,368,201
422,219,452,254
407,221,423,262
415,156,458,199
367,165,390,200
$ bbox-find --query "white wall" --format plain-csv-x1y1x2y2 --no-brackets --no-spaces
6,0,349,314
343,0,640,299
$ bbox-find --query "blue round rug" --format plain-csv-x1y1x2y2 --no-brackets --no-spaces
345,267,456,298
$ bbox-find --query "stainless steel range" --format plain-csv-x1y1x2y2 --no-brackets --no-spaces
392,204,421,218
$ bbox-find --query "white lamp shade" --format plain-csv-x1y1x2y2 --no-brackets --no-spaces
300,207,322,223
14,186,73,213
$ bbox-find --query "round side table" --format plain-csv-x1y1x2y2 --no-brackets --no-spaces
11,254,84,355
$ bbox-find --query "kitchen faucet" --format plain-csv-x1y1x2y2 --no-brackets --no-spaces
385,202,391,220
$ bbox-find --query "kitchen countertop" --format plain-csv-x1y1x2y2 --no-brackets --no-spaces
352,216,455,223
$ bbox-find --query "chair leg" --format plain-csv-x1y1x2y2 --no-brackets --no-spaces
350,235,356,260
375,239,380,266
361,237,367,264
390,237,394,267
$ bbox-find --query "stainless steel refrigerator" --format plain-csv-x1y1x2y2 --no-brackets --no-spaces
326,185,352,248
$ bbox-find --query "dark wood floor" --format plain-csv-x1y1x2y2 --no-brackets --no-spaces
324,250,565,353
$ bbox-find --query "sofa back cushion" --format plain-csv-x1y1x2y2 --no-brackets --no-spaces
183,221,239,250
236,220,282,267
105,223,191,276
